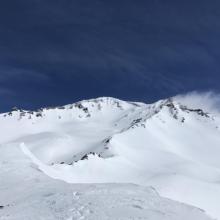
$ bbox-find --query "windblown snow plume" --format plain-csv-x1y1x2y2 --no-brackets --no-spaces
0,96,219,219
174,91,220,114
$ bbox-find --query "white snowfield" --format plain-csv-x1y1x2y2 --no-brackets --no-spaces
0,96,219,219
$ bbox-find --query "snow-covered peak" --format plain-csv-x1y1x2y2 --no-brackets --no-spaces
1,96,212,124
0,97,220,219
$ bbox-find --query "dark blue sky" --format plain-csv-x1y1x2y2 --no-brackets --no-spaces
1,0,220,112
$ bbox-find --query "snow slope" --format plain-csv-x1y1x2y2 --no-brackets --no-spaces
0,141,212,220
0,96,219,219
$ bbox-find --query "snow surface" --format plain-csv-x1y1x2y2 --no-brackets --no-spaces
0,96,219,219
0,142,212,220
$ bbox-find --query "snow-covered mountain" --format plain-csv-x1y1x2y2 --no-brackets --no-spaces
1,96,219,219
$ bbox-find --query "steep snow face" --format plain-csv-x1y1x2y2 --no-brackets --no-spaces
1,97,220,219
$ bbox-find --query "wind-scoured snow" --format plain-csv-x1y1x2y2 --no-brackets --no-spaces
0,96,219,219
0,142,212,220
